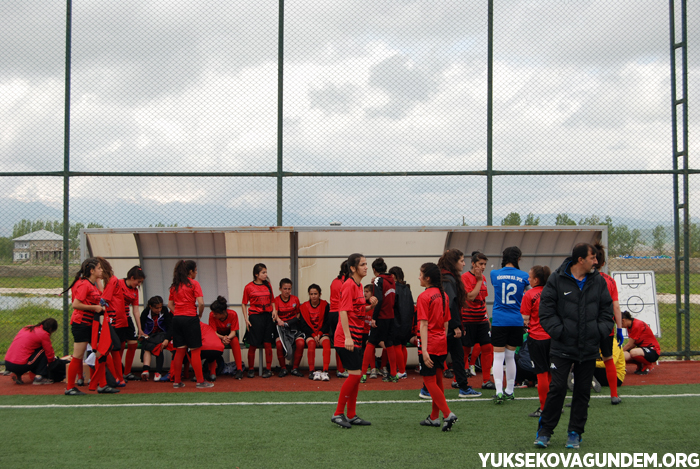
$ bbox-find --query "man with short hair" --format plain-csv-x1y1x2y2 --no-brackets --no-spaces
534,243,614,449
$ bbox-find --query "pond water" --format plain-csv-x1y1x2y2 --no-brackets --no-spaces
0,295,64,310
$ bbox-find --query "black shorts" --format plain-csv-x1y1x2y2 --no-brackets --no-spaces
491,326,524,348
600,334,614,358
71,323,92,343
527,337,551,374
247,312,275,347
327,311,339,346
335,346,363,371
172,316,202,349
200,350,223,363
419,353,447,377
462,321,491,347
126,316,138,340
640,347,660,363
141,332,167,353
367,318,393,347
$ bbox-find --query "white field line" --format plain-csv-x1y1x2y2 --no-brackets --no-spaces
1,393,699,409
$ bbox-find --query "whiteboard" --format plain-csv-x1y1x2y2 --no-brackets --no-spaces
611,271,661,337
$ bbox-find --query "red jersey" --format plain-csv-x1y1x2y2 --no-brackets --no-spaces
120,278,140,320
168,279,203,317
416,287,450,356
4,326,56,364
461,271,489,323
334,278,365,349
329,277,344,312
208,310,239,336
521,286,549,341
242,282,273,314
300,300,329,336
70,278,102,325
372,273,396,320
274,295,300,323
103,276,127,328
200,322,225,352
628,318,660,353
600,272,619,337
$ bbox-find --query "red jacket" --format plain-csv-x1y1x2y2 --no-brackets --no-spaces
5,326,55,364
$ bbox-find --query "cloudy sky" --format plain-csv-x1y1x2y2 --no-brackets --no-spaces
0,0,698,235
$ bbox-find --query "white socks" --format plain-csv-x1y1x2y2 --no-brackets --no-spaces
493,351,505,394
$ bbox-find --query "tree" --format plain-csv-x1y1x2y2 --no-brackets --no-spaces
579,215,640,257
555,213,577,226
680,223,700,258
652,225,666,256
501,212,521,226
523,213,540,226
0,237,12,262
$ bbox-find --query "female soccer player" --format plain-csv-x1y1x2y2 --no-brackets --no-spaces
621,311,660,375
4,318,58,385
101,261,126,386
119,266,146,380
461,251,494,390
242,263,277,378
199,321,225,381
208,296,244,380
389,266,414,379
331,253,374,428
273,278,302,377
168,260,213,389
490,246,529,403
416,262,458,431
140,296,172,382
521,265,551,417
329,261,348,378
299,284,331,381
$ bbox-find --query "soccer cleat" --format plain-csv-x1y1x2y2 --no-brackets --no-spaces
418,387,431,399
190,376,198,382
481,381,496,390
611,396,622,405
360,374,368,383
196,381,215,389
278,368,288,378
494,393,505,404
115,380,127,387
141,371,149,381
247,369,256,378
634,368,649,375
591,376,602,393
10,374,23,385
159,373,171,382
33,377,54,385
369,368,378,379
337,370,349,378
209,374,217,382
565,431,582,449
379,367,388,378
382,374,399,383
313,371,322,381
348,415,371,426
529,408,542,418
331,414,352,429
450,381,459,389
396,372,407,379
504,392,515,401
458,387,482,398
173,382,185,389
153,372,162,381
468,365,477,377
76,378,85,387
64,387,86,396
534,435,550,448
235,370,244,380
261,369,272,378
290,368,303,378
442,413,458,432
321,371,330,381
419,416,440,427
443,369,454,379
124,373,137,381
97,386,120,394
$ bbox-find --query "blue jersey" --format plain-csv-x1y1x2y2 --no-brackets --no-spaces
490,266,530,327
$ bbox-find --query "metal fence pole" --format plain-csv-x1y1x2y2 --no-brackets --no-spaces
62,0,73,356
276,0,284,227
486,0,494,226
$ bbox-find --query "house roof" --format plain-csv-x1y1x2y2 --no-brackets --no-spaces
13,230,64,241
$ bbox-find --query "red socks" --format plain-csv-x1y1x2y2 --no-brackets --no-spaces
424,374,451,419
208,361,217,375
124,342,137,375
480,344,494,384
231,337,243,371
276,340,286,367
248,347,257,370
191,348,204,383
335,373,361,417
67,357,82,389
336,353,345,373
322,340,331,371
111,350,124,381
536,372,551,410
604,360,618,398
398,345,407,374
361,343,376,373
307,340,317,372
172,348,187,384
293,338,305,369
386,345,397,376
264,343,273,370
633,355,652,371
470,344,482,366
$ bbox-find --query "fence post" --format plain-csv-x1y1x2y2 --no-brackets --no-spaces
62,0,73,356
486,0,494,226
276,0,284,227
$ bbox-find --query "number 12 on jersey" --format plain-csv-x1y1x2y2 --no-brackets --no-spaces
502,283,517,305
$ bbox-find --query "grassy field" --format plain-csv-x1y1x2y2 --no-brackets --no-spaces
654,273,700,295
0,305,67,357
0,276,63,289
0,385,699,468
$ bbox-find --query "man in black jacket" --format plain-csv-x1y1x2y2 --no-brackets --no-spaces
534,243,614,449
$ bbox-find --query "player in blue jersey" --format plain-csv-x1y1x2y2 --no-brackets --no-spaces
489,246,529,403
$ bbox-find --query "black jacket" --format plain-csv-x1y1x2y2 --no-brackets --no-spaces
539,258,614,362
441,271,463,336
392,282,415,344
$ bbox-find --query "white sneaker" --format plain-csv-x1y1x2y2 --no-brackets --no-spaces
468,365,476,377
321,371,330,381
313,370,322,381
396,372,408,379
380,367,388,377
154,372,162,381
369,368,378,379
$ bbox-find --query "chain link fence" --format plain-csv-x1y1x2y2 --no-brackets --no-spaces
0,1,697,359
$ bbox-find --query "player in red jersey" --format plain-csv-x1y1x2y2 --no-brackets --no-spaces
593,243,623,405
168,260,213,389
198,321,225,381
101,261,127,386
461,251,495,390
331,253,375,428
416,262,458,431
521,265,552,417
299,284,331,381
242,263,277,378
118,266,146,380
621,311,661,374
4,318,58,385
273,278,303,377
209,295,244,380
92,257,124,391
329,261,348,378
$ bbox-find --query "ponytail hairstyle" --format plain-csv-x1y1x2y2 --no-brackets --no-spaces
147,296,163,308
594,242,606,267
530,265,551,287
345,253,365,279
371,257,388,274
62,257,101,294
337,260,348,280
171,260,196,291
438,248,467,309
210,295,228,315
471,250,488,264
389,266,406,285
25,318,58,334
96,257,114,282
420,262,445,314
501,246,522,270
126,265,146,281
253,263,274,302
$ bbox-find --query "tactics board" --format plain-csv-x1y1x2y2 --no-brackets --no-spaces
610,271,661,337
